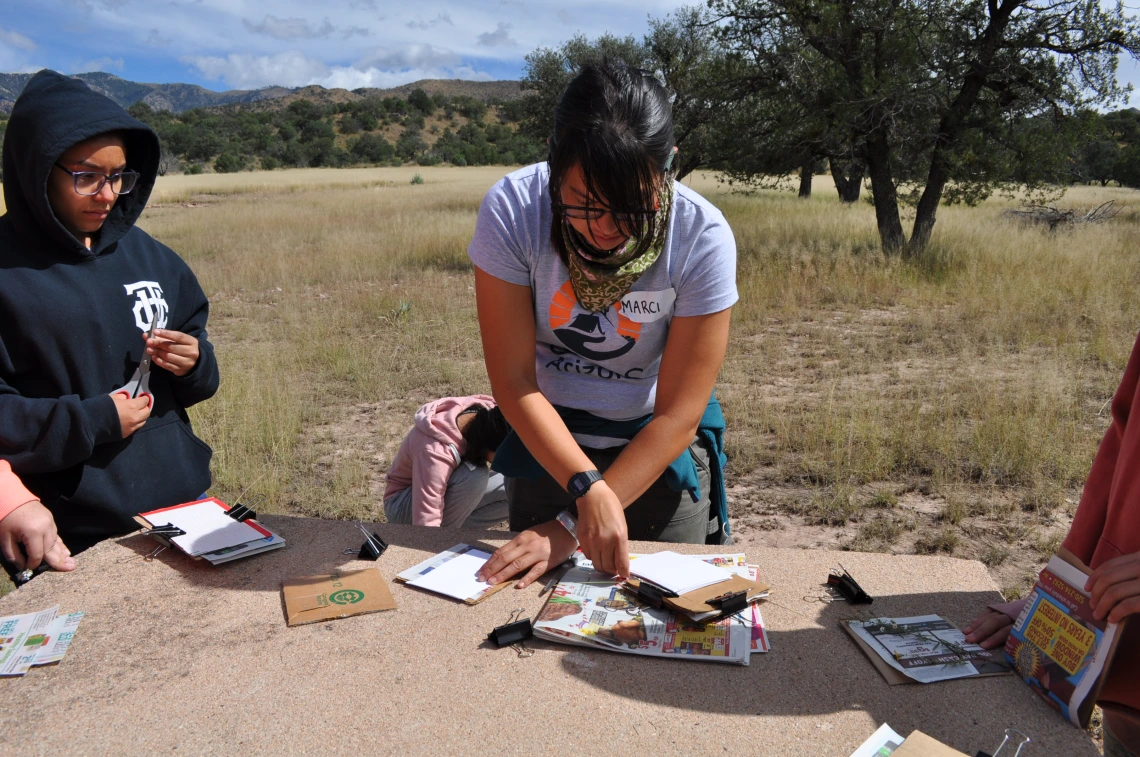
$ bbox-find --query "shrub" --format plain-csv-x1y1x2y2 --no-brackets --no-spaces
410,173,424,185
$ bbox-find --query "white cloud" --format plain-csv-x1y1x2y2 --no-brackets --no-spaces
0,27,37,52
407,13,453,30
80,56,125,72
356,44,460,70
477,22,516,48
243,15,336,40
183,48,493,90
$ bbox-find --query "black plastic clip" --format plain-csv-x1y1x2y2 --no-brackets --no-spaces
827,564,873,604
708,589,749,616
147,523,187,538
489,608,534,657
635,581,677,609
357,525,388,561
226,503,256,522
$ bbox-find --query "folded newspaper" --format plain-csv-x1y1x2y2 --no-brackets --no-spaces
533,553,769,666
0,606,84,676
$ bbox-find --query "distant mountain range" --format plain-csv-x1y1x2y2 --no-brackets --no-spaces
0,71,523,115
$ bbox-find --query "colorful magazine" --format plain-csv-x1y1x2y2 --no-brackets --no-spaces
1004,548,1124,727
533,553,766,666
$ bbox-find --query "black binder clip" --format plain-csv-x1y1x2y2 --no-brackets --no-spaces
827,564,873,604
634,581,677,610
147,523,187,538
708,589,749,616
357,524,388,560
226,503,256,522
488,608,533,657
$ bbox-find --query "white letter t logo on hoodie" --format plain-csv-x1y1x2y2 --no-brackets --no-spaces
124,281,169,331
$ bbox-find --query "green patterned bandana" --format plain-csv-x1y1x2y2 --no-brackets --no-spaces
562,178,674,313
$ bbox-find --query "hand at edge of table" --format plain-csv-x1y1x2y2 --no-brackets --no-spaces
963,608,1014,649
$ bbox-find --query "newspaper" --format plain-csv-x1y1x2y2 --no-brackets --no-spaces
0,606,83,676
847,615,1008,683
533,554,767,666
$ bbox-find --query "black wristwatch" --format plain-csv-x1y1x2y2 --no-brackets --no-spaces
567,469,604,501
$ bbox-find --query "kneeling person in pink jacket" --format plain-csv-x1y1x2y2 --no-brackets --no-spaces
383,396,511,529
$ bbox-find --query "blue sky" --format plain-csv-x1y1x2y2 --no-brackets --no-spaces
2,0,1140,107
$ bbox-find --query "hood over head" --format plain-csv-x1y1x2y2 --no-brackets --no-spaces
413,395,496,448
2,69,160,258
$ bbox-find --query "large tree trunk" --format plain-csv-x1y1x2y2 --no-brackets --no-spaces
798,155,813,198
829,158,864,203
864,131,907,253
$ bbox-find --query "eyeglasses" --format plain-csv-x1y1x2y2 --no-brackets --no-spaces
54,163,140,196
553,203,657,226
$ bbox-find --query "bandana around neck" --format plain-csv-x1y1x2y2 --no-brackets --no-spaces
561,177,674,313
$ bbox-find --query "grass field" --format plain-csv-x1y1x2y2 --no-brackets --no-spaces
7,165,1136,598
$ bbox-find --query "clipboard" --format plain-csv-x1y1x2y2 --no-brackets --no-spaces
623,573,769,618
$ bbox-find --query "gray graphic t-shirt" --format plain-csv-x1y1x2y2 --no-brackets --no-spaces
468,163,737,445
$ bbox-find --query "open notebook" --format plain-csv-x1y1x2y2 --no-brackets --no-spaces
136,498,285,565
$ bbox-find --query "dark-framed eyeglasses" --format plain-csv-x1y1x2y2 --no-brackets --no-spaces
54,163,140,197
553,202,658,226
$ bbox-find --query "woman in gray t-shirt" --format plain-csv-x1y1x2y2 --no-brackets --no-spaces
470,62,738,588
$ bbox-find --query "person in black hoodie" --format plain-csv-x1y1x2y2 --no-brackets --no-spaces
0,70,219,578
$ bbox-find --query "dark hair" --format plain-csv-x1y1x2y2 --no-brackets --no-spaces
460,405,511,465
548,62,675,265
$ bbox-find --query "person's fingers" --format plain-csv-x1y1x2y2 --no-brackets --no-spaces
1091,562,1140,609
515,559,549,589
0,532,24,571
614,541,630,579
22,531,45,571
1085,553,1131,591
964,613,1010,643
479,539,526,583
1095,578,1140,620
43,537,76,571
486,550,536,586
1108,595,1140,624
979,624,1013,649
154,329,196,345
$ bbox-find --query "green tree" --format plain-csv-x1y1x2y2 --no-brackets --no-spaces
408,88,435,116
714,0,1140,254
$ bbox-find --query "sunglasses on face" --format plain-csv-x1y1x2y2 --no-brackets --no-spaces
553,202,658,226
54,163,140,196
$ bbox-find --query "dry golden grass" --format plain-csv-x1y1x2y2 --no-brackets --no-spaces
6,165,1135,596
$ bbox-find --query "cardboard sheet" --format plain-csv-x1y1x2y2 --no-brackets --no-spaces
892,730,970,757
282,568,397,626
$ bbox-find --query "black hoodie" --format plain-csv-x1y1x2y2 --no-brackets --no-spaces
0,70,219,552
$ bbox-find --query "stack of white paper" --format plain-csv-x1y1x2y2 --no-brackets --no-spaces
628,550,735,594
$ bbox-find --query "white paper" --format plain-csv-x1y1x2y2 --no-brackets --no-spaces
33,612,84,666
407,547,493,601
849,723,905,757
146,500,270,556
629,550,734,595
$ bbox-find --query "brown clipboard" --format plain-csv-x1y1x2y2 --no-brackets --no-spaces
623,573,769,617
891,731,971,757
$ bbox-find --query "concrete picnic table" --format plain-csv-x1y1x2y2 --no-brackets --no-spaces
0,515,1096,756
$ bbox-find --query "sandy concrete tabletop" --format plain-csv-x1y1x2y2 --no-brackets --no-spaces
0,515,1095,756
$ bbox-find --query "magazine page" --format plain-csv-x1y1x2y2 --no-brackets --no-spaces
1005,556,1120,727
848,615,1008,683
0,606,59,676
534,562,753,665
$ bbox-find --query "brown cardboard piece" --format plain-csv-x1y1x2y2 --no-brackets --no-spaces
283,567,397,626
891,730,970,757
623,574,769,617
840,619,1010,686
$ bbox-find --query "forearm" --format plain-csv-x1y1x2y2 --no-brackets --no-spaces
495,379,594,490
604,412,699,506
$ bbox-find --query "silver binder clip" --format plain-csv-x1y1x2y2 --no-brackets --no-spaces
988,728,1030,757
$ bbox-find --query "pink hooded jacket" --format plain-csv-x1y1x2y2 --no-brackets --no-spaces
383,395,496,527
